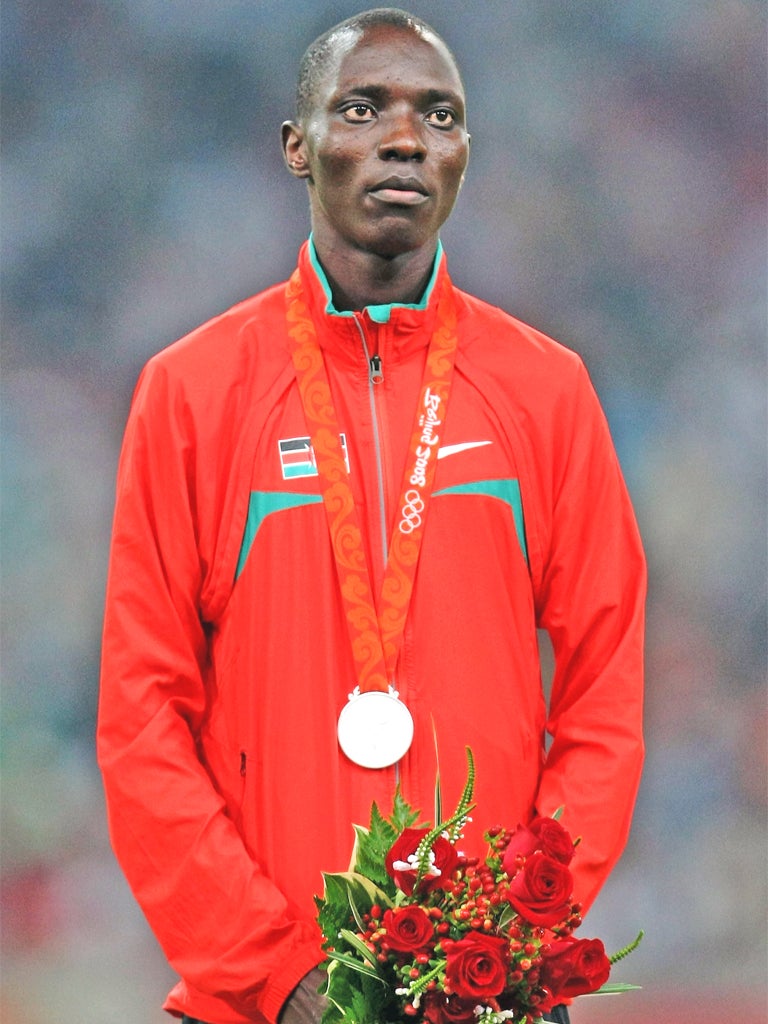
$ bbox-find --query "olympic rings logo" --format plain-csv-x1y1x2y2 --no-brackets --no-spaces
398,489,425,534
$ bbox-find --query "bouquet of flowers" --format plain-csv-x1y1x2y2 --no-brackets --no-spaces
316,749,641,1024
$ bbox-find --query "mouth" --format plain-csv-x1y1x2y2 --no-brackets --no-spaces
368,176,430,206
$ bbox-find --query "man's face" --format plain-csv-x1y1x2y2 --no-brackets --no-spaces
286,24,470,260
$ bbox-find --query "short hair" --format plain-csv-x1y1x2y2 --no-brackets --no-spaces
295,7,459,122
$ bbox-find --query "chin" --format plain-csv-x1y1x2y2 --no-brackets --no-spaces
361,224,434,260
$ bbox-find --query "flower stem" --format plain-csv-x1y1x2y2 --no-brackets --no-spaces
407,960,444,997
609,929,644,964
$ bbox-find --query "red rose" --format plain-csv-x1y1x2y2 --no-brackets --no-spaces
539,937,611,999
422,992,480,1024
505,851,573,927
502,818,575,875
382,905,435,954
444,932,510,1000
385,827,459,895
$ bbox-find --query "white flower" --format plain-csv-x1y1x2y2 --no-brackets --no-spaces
392,849,441,878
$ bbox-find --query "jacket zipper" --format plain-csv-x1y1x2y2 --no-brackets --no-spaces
352,316,388,569
352,315,401,785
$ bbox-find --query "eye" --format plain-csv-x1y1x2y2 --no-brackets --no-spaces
342,102,376,123
425,108,456,128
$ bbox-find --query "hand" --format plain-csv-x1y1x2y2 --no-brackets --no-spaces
278,967,328,1024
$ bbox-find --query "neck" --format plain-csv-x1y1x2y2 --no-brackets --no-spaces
311,236,439,312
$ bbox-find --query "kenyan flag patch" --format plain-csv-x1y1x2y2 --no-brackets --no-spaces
278,434,349,479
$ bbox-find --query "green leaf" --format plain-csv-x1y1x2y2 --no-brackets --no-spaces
432,716,443,826
343,986,377,1024
338,928,380,969
316,892,353,950
323,965,377,1024
323,957,393,1024
326,950,382,980
390,787,423,833
352,793,423,895
323,871,392,915
371,801,397,846
352,816,395,891
347,824,369,873
496,902,517,931
588,982,643,995
316,871,393,949
346,889,367,933
434,764,442,828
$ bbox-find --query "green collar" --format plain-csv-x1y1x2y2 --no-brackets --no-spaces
307,235,443,324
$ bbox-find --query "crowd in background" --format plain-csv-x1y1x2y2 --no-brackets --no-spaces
1,1,766,1020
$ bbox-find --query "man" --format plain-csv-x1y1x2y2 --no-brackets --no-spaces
98,9,645,1024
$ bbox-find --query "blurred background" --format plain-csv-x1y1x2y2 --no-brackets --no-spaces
1,1,766,1020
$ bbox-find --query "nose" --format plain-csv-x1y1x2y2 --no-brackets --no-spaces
377,108,427,161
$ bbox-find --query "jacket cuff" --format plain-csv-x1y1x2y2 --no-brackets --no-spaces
261,943,325,1024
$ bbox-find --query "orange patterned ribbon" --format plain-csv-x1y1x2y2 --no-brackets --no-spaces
285,267,459,695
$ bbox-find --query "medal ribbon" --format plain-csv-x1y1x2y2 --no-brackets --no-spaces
285,266,459,695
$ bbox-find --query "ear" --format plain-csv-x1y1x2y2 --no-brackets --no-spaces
281,120,311,179
459,134,471,190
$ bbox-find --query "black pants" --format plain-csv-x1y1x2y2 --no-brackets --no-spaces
545,1007,571,1024
181,1011,570,1024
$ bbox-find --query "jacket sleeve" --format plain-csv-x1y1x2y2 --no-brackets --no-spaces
97,358,322,1022
531,360,646,913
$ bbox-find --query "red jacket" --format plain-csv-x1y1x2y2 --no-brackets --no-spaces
98,241,645,1023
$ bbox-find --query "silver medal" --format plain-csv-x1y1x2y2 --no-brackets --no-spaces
337,686,414,769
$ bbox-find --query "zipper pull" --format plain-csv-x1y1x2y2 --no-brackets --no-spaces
369,353,384,384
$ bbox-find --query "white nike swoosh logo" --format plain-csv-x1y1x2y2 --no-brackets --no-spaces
437,441,493,460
